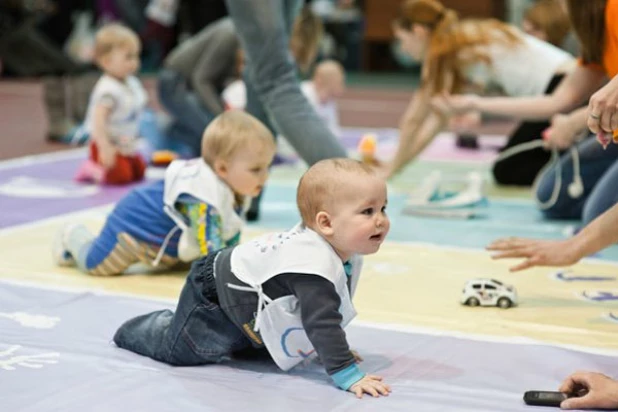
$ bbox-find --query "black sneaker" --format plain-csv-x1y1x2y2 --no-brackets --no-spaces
456,134,479,149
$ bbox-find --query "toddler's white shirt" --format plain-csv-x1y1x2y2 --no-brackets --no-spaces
300,81,341,137
84,74,147,155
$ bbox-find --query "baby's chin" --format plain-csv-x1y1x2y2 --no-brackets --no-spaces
358,242,385,256
238,187,262,197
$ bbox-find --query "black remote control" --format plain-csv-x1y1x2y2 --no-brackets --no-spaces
523,391,568,407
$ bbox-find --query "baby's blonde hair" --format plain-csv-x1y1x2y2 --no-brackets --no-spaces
201,110,276,167
297,158,375,228
93,23,141,62
313,60,345,86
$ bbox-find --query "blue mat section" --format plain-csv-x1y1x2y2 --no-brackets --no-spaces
3,280,618,411
254,185,618,262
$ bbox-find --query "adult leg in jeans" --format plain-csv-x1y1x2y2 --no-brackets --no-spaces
114,257,250,365
158,69,215,155
535,137,618,220
240,3,295,221
244,75,278,220
224,0,347,166
239,0,300,137
582,159,618,226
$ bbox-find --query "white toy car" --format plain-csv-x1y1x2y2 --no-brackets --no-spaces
461,278,518,309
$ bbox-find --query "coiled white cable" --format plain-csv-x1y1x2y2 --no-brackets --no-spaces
493,140,582,210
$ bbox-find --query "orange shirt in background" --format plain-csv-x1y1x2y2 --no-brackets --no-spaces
603,0,618,76
579,0,618,77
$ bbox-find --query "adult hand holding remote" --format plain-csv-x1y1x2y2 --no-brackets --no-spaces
559,372,618,410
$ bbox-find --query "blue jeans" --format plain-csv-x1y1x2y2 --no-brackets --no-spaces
113,253,251,365
535,137,618,225
158,68,215,156
224,0,347,165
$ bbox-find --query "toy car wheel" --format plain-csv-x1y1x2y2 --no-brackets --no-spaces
497,297,512,309
466,297,480,307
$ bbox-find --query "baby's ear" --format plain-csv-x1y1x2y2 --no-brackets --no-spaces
315,211,334,236
213,158,228,177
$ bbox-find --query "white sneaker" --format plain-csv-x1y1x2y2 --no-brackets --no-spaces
52,224,77,266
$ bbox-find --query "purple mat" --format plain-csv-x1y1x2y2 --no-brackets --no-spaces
339,128,505,163
3,279,618,411
0,153,149,229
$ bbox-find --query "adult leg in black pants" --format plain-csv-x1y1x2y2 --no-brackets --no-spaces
492,74,566,186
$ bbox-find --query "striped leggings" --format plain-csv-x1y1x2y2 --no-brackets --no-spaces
66,224,179,276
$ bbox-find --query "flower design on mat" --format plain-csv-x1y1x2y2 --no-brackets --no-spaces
0,312,61,329
0,345,59,371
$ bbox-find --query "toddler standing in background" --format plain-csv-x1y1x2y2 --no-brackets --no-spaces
75,23,148,185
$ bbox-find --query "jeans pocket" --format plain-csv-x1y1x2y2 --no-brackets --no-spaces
178,302,244,363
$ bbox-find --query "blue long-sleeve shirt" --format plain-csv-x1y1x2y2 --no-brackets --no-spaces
108,180,239,258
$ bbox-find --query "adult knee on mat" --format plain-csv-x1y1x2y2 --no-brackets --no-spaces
534,171,586,221
581,162,618,226
492,151,551,186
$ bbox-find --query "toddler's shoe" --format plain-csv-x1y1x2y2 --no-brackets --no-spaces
52,223,78,266
74,159,105,183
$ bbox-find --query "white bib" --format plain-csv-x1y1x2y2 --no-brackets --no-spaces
163,159,245,261
229,224,362,371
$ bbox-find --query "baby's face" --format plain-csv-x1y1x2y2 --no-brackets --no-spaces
315,76,345,103
326,174,390,260
216,144,275,198
100,41,141,80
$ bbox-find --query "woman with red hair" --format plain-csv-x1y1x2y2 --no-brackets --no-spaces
386,0,574,186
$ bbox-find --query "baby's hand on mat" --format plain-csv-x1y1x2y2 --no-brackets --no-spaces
351,349,363,363
349,374,391,398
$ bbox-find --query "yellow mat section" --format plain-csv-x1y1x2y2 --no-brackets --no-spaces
2,209,618,351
